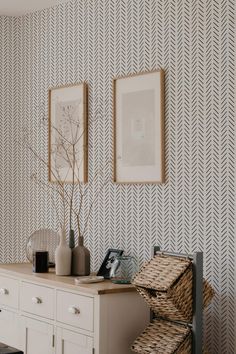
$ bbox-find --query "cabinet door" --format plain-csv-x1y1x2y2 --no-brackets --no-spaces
0,308,20,349
21,316,54,354
56,327,93,354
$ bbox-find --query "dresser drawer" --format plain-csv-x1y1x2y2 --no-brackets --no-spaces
20,282,54,319
56,290,94,332
0,275,19,309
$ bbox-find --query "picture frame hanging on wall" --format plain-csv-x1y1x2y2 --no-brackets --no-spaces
113,70,165,183
49,83,88,183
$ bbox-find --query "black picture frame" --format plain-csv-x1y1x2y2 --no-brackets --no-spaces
97,248,124,279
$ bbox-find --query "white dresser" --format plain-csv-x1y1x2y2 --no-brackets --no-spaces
0,264,149,354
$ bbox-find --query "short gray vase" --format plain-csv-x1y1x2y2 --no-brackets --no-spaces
72,236,90,276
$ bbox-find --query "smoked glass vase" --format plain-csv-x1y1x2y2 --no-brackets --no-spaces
110,255,138,284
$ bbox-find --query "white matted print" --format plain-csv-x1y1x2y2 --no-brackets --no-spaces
49,83,87,183
114,70,164,183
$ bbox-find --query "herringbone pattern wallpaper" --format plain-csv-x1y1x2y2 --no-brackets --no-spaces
0,1,235,352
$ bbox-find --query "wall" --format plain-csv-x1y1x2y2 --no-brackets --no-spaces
0,16,22,260
0,0,235,352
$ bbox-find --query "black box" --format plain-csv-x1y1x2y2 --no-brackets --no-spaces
33,251,49,273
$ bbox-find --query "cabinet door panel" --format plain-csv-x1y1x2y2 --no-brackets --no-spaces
22,317,54,354
0,309,20,349
56,327,93,354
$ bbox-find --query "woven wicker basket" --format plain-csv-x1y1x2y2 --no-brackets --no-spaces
133,255,193,322
132,255,214,322
131,318,191,354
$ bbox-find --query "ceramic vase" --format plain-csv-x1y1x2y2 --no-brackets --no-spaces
55,227,71,276
72,236,90,276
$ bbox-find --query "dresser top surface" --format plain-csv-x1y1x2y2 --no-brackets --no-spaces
0,263,136,295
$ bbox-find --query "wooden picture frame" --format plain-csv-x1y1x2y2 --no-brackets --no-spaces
49,83,88,183
113,70,165,183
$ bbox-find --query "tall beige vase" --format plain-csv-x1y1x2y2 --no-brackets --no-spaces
55,227,71,276
72,236,90,276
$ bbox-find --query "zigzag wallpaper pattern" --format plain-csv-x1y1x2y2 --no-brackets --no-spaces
0,0,235,352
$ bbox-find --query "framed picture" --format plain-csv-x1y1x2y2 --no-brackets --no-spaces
49,83,88,183
113,70,165,183
97,248,124,279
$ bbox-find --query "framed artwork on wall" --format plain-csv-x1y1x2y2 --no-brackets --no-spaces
113,70,165,183
48,83,88,183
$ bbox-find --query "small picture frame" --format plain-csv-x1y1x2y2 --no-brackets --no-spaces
97,249,124,279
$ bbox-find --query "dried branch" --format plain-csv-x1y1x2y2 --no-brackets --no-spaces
22,103,109,240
